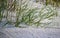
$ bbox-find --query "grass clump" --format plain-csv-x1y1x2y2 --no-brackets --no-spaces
0,0,58,28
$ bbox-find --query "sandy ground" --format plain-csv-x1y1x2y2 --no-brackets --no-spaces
0,28,60,38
